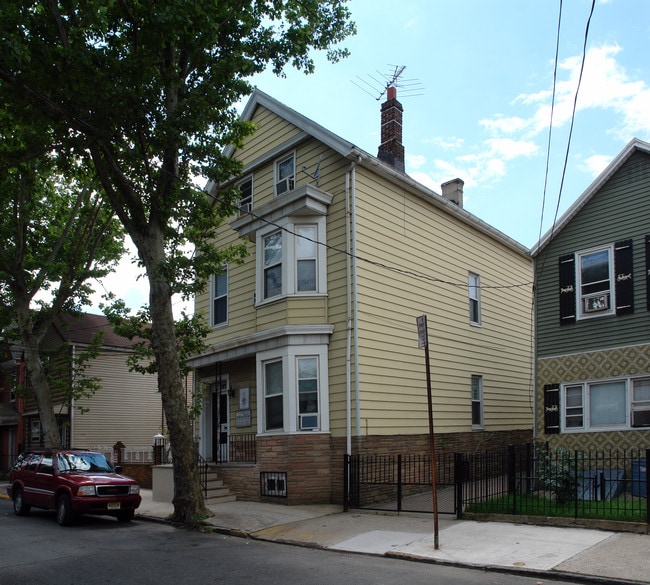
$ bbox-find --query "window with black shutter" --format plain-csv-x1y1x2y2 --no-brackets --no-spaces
543,383,560,434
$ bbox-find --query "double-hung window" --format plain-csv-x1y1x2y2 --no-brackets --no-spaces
257,218,326,304
468,272,481,325
275,154,295,196
298,357,319,430
237,177,253,215
263,231,283,299
264,360,284,432
471,375,484,428
296,225,317,292
211,270,228,327
577,247,614,318
631,378,650,427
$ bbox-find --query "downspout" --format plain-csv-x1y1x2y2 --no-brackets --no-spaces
346,161,362,455
345,166,352,456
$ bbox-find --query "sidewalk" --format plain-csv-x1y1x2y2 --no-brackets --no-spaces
138,490,649,584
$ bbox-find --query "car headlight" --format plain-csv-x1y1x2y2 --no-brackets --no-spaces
129,485,140,495
77,485,96,496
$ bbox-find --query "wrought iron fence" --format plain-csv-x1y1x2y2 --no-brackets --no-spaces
462,444,649,524
346,452,457,514
345,444,649,525
216,433,257,464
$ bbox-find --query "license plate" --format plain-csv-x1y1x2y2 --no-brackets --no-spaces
107,502,121,510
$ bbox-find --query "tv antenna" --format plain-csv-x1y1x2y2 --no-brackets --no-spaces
352,65,424,101
301,155,322,186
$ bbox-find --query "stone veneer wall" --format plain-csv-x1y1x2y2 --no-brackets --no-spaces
217,428,532,505
537,344,650,451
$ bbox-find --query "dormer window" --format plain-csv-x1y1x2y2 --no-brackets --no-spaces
275,153,295,196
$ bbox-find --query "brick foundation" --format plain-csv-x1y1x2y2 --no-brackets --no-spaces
217,428,532,506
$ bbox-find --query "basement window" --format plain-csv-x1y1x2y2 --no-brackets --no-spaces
260,471,287,497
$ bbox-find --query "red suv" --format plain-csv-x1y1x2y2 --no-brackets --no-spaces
7,449,141,525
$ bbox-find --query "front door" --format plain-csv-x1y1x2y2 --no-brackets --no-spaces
211,384,229,462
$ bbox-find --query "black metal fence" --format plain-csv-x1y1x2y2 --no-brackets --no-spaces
345,443,649,525
216,433,257,464
346,452,458,514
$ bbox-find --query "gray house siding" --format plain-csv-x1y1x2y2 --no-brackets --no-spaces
535,150,650,358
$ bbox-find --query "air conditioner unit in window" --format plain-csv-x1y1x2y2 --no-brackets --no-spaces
583,293,609,313
299,414,319,431
275,177,294,195
631,408,650,427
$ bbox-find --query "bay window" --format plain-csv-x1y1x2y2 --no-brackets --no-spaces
257,344,329,434
257,218,326,304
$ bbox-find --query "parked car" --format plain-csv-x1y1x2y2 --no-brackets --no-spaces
7,449,141,525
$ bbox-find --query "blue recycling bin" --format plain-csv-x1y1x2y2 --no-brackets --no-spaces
631,461,647,497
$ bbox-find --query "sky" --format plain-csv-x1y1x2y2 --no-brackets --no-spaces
91,0,650,315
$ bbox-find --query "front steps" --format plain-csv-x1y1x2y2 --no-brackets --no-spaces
204,466,236,504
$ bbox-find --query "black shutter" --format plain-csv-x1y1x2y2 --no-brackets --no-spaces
543,383,560,434
646,236,650,311
614,239,634,315
558,254,576,325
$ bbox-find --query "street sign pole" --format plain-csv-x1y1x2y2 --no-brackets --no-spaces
416,315,439,550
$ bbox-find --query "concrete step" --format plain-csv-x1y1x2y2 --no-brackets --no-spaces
203,469,236,504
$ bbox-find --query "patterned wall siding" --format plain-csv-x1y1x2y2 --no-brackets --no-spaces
536,343,650,449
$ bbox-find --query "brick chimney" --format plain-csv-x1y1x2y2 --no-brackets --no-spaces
377,85,405,172
441,178,464,208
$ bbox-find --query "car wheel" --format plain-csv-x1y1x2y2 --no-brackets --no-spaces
13,488,31,516
117,509,134,523
56,493,74,526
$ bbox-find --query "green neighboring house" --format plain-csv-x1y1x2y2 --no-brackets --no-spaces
532,138,650,450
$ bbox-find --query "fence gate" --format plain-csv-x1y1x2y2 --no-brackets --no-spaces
346,453,457,515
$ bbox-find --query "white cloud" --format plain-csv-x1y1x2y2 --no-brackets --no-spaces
485,138,538,160
422,136,464,149
479,115,530,134
580,154,613,177
511,44,650,139
406,153,427,170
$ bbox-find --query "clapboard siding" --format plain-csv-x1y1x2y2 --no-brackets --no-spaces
72,351,161,448
195,97,533,440
536,150,650,357
351,165,533,434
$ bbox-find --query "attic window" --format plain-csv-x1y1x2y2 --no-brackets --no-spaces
275,153,295,196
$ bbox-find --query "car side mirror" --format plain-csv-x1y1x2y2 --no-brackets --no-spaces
114,465,123,474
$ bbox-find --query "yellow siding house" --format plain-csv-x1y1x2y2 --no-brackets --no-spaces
189,89,534,505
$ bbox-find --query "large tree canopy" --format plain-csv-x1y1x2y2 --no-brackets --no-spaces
0,104,125,448
0,0,355,524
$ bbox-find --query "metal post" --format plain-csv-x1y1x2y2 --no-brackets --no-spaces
417,315,439,550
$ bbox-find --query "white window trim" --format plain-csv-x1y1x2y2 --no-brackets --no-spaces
256,344,330,434
274,152,296,197
576,244,615,321
255,217,327,306
559,376,650,433
210,268,228,328
468,272,481,326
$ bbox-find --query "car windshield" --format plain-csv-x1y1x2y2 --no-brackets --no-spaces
57,452,114,473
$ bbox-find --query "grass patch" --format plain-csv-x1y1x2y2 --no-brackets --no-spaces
466,493,647,523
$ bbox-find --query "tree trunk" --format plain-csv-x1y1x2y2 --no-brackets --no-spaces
15,304,62,448
142,237,210,525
